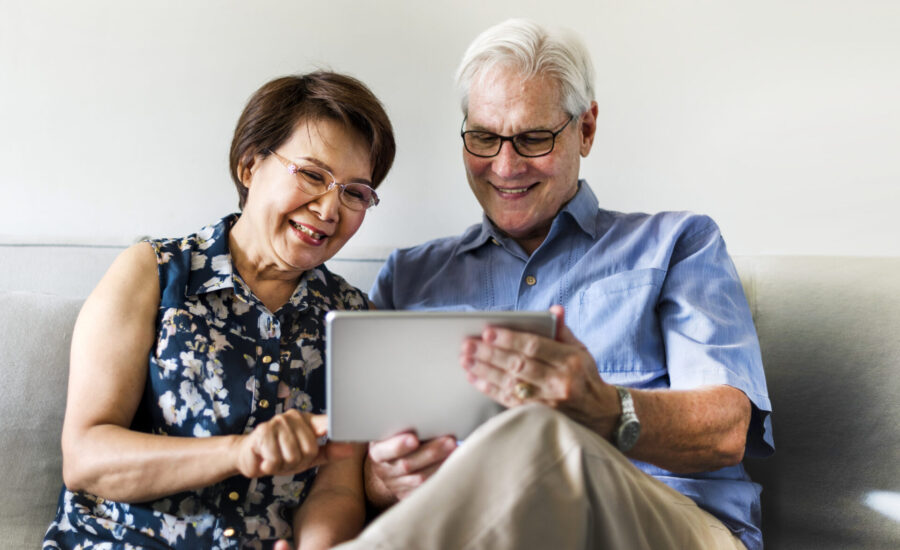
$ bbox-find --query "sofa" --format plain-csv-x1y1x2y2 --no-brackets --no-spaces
2,243,898,549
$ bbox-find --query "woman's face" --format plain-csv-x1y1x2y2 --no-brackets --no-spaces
240,118,373,275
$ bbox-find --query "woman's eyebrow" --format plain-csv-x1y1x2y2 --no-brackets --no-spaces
294,156,373,185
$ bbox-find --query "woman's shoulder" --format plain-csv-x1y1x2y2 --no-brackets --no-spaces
145,215,237,263
107,242,159,286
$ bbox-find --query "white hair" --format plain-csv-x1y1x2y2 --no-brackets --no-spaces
455,18,596,117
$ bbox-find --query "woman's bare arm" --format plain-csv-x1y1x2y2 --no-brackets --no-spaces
61,243,248,501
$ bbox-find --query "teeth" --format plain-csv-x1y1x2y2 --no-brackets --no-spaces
497,187,530,194
291,221,324,240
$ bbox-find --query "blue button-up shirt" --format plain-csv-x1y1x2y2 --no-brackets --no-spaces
370,181,773,550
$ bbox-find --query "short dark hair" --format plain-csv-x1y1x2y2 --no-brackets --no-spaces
229,71,396,209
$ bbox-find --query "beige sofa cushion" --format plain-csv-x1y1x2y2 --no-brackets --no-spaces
0,291,82,548
735,256,900,549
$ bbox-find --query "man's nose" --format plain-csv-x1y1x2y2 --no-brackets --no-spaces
491,140,527,179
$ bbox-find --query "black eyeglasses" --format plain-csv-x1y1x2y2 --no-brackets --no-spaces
267,149,380,211
460,115,574,158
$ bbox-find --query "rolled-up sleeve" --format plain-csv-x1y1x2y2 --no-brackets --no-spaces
658,217,774,457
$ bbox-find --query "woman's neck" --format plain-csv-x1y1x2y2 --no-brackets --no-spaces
228,217,302,313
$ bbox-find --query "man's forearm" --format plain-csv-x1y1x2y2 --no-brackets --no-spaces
625,385,751,473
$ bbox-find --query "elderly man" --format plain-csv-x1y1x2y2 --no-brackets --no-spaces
350,18,773,550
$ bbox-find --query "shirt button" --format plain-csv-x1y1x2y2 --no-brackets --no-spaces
223,527,236,537
491,238,500,246
259,399,269,409
228,491,240,501
525,275,537,286
262,355,272,364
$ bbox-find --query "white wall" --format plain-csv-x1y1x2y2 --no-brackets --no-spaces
2,0,898,257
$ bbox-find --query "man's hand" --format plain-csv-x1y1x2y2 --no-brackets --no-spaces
460,305,620,438
365,432,457,508
233,410,355,478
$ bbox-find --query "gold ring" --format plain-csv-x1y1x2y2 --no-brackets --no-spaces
514,381,535,400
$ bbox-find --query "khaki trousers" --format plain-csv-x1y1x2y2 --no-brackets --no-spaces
337,404,746,550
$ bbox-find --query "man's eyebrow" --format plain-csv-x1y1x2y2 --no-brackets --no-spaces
465,121,557,134
294,156,373,185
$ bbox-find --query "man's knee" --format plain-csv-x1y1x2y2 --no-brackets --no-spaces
493,403,567,433
475,404,606,454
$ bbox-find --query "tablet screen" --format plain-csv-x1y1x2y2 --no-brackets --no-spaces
325,310,556,441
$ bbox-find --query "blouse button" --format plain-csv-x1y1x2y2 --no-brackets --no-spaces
525,275,537,286
259,399,269,409
262,355,272,364
223,527,236,537
228,491,240,501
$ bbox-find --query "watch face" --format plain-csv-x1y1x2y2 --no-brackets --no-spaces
617,419,641,451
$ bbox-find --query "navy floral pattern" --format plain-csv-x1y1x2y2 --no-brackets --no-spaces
43,214,369,549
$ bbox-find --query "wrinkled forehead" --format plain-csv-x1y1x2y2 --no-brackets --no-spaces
466,65,566,129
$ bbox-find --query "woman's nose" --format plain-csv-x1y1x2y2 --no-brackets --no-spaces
312,184,342,221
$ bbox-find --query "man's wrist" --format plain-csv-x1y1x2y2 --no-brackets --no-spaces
613,385,641,452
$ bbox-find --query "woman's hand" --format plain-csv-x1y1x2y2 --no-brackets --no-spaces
234,410,355,478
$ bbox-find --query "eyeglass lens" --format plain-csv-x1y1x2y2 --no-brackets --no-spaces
292,165,377,210
464,130,557,157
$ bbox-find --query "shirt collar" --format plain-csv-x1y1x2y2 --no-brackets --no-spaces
186,214,239,297
455,179,601,256
559,180,602,240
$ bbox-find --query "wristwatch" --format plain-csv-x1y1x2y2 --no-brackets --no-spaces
614,385,641,452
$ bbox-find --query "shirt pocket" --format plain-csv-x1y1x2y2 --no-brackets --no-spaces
576,269,666,376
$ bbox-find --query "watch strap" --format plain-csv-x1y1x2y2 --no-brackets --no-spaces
616,385,636,416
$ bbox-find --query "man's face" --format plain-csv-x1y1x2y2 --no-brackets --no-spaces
463,65,595,254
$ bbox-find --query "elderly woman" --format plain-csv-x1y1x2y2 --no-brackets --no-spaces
43,72,395,549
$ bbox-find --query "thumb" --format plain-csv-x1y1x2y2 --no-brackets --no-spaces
273,540,294,550
549,305,579,344
310,414,329,438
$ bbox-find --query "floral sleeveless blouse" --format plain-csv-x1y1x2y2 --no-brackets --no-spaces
43,214,369,549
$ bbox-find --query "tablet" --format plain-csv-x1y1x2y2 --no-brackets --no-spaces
325,310,556,442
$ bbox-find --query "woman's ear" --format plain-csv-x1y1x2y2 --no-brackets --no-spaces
238,154,258,188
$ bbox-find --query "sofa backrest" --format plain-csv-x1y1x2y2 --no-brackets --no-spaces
734,256,900,550
2,248,898,549
0,291,82,547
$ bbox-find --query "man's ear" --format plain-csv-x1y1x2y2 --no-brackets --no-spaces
579,101,599,157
